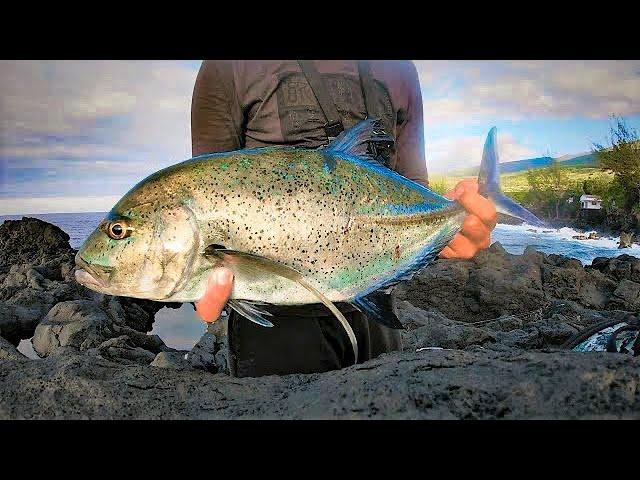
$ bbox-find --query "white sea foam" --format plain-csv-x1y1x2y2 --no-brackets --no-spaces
493,223,640,265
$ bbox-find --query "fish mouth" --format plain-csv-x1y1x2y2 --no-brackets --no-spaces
74,254,109,289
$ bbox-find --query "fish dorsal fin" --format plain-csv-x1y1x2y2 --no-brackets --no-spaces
324,118,395,166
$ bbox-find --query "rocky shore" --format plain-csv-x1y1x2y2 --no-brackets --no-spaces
0,217,638,419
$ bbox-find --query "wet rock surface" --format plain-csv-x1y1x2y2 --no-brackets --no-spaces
0,347,637,419
0,217,178,349
0,335,26,361
1,218,639,419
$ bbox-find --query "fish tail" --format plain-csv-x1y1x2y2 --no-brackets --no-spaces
478,127,546,227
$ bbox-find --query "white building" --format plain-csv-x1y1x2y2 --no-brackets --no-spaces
580,194,602,210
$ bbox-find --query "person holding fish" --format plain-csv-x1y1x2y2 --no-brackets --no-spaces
189,60,498,377
77,61,544,378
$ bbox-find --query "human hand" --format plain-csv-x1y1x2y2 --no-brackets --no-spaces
194,267,234,323
439,179,497,260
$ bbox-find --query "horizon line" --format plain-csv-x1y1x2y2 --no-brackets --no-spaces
0,210,109,217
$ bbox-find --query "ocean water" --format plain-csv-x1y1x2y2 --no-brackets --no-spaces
492,224,640,264
0,212,107,250
2,212,639,356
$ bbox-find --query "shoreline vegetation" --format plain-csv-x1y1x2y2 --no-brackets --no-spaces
430,116,640,247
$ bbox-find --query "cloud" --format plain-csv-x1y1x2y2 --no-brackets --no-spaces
3,60,639,214
415,60,640,125
2,144,127,159
0,195,122,215
427,132,535,173
423,97,498,124
1,60,200,191
2,61,140,138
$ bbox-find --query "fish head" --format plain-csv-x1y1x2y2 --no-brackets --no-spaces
75,198,200,300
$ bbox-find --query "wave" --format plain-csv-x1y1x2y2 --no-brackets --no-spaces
494,222,640,265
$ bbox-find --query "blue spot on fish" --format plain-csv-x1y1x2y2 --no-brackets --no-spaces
357,203,444,216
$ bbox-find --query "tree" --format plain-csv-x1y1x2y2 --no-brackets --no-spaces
525,159,572,219
593,116,640,213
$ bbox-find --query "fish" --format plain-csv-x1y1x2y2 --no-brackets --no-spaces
75,119,543,361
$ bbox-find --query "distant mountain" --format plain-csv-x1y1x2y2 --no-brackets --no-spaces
556,151,598,168
451,151,598,176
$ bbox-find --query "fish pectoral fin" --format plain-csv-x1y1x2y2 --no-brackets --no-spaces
228,299,274,327
351,290,405,330
204,247,359,362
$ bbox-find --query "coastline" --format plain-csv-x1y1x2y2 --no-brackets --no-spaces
497,213,639,247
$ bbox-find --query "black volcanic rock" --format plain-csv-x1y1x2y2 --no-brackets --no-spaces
0,335,26,361
0,348,637,419
394,242,640,322
1,218,639,419
32,300,114,357
397,301,496,350
0,217,71,272
0,217,177,355
151,351,194,370
588,254,640,283
87,336,159,365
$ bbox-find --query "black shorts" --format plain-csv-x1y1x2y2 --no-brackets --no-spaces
227,302,402,378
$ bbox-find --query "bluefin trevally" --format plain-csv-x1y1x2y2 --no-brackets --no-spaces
75,119,544,361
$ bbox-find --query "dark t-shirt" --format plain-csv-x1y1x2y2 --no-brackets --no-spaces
191,60,428,186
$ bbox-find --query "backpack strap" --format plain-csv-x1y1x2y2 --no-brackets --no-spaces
357,60,379,119
297,60,345,140
297,60,385,146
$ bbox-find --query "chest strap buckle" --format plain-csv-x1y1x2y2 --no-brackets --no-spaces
324,120,344,140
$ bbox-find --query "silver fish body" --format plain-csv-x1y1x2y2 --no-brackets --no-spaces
76,144,462,304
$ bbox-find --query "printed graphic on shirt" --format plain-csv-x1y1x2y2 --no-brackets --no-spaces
275,72,395,147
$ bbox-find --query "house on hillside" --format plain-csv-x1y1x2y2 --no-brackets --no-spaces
580,194,602,210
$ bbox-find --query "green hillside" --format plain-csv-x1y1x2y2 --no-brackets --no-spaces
449,151,598,177
429,167,613,199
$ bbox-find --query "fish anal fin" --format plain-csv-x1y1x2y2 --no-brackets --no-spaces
351,290,404,330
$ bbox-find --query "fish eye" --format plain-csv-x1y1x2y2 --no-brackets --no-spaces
107,221,131,240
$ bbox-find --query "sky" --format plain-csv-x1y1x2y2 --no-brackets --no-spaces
1,60,639,215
